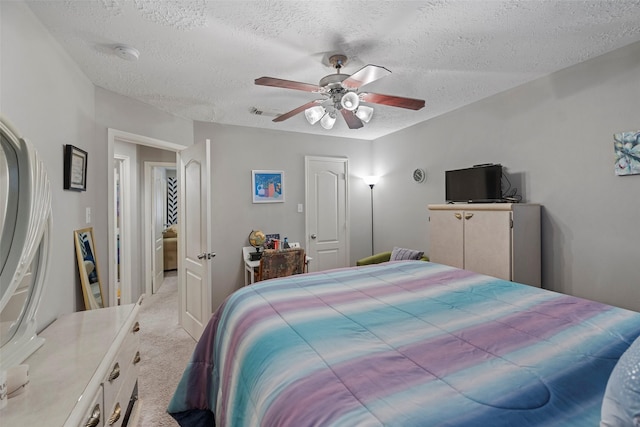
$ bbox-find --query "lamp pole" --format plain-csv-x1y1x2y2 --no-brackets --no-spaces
369,183,375,255
363,176,380,256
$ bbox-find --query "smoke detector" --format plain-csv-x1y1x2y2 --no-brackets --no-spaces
113,45,140,61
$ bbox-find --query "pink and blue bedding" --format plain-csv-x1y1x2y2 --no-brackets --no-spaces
168,261,640,426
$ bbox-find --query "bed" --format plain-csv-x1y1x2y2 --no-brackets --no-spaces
168,261,640,426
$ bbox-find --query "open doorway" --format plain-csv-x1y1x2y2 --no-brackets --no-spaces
144,162,177,295
107,129,186,307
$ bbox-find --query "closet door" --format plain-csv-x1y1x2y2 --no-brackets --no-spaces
463,210,511,281
429,210,464,269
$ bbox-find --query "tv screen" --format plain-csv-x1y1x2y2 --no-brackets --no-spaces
445,165,503,203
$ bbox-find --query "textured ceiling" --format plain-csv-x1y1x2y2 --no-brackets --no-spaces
25,0,640,140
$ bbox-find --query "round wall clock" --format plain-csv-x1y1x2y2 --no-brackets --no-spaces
412,168,426,183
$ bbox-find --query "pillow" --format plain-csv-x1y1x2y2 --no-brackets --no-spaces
601,335,640,426
390,247,424,261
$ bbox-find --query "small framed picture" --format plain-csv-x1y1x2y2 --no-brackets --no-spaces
252,170,284,203
64,144,88,191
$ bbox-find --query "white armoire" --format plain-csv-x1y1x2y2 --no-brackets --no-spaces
428,204,541,287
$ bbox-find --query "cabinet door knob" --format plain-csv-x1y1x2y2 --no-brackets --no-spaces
132,321,140,333
85,404,101,427
454,213,462,220
133,351,141,365
464,213,474,220
108,402,121,425
108,362,120,382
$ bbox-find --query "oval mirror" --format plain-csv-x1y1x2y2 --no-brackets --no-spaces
0,116,52,369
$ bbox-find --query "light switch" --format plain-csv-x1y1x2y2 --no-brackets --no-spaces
297,203,303,213
86,207,91,224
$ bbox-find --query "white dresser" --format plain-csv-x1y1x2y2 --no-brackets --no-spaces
428,203,541,287
2,300,142,426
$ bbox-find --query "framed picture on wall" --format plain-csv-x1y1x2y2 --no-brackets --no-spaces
613,131,640,176
63,144,88,191
252,170,284,203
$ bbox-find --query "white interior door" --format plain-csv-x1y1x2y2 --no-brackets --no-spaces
151,167,166,293
305,156,349,272
178,140,213,341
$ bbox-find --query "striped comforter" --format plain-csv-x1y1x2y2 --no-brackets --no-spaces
168,261,640,426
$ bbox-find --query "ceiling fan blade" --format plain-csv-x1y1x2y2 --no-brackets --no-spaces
361,92,425,110
342,65,391,89
272,101,320,122
255,77,320,93
340,109,364,129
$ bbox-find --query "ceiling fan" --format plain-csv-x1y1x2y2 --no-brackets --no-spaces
255,55,425,130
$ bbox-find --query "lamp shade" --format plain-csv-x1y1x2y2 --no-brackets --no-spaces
340,92,360,111
305,106,325,125
355,105,374,123
363,175,380,186
320,112,337,129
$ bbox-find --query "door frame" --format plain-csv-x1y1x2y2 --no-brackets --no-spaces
107,129,186,307
144,161,176,296
112,155,131,306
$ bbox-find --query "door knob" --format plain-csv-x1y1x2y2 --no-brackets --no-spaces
310,234,317,239
197,252,216,260
464,213,474,220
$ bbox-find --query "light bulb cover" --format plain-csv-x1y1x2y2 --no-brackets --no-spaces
363,175,380,186
355,105,374,123
320,112,337,129
305,106,325,125
340,92,360,111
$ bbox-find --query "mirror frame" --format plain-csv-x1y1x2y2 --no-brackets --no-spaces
74,227,105,310
0,116,52,369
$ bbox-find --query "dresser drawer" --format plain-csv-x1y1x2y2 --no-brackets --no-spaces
105,367,139,427
103,318,140,415
80,386,104,427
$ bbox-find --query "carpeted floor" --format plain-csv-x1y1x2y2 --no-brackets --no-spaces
137,271,197,426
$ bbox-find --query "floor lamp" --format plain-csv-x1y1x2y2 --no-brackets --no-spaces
363,176,380,255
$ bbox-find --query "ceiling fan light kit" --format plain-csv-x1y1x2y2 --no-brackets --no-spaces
340,91,360,111
255,54,425,130
320,111,337,130
304,106,325,125
355,105,374,123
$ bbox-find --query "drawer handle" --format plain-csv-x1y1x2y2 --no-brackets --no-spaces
85,404,101,427
133,351,141,365
454,213,462,220
108,402,121,425
132,321,140,333
464,213,474,220
108,362,120,382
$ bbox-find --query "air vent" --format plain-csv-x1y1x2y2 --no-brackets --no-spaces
249,107,279,117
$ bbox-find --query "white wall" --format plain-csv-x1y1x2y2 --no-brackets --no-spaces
1,2,97,328
1,2,195,330
373,41,640,311
194,122,373,310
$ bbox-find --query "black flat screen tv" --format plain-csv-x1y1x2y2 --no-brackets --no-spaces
445,165,503,203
